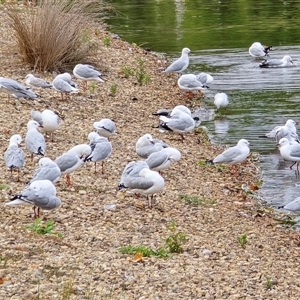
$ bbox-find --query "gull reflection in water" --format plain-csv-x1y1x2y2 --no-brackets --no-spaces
214,117,230,138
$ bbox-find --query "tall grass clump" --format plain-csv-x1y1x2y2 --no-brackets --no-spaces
5,0,110,71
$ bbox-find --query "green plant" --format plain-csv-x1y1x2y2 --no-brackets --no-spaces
180,194,216,206
109,84,117,96
25,218,63,236
5,0,110,71
0,183,10,190
0,256,9,268
266,277,273,290
90,82,97,94
119,245,168,258
237,234,248,248
165,221,188,253
135,59,151,85
121,66,134,78
59,278,74,300
102,36,111,46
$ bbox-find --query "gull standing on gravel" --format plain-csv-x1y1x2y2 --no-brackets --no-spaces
0,77,39,99
84,132,112,173
118,167,165,208
73,64,104,90
163,47,190,74
6,180,61,218
52,73,79,100
93,118,116,138
159,107,199,141
153,105,192,118
278,197,300,213
209,139,251,165
28,157,61,184
259,55,293,68
31,109,63,142
25,120,46,161
55,144,91,186
249,42,272,58
25,74,52,89
177,74,206,98
4,134,25,181
277,138,300,170
136,133,169,159
214,92,229,111
146,147,181,173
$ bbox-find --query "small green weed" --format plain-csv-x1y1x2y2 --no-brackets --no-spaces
0,256,9,268
266,277,273,290
121,66,134,78
102,36,111,46
90,82,97,94
25,218,63,237
119,245,168,258
0,183,10,190
180,194,216,206
273,217,297,226
59,278,74,300
135,59,151,85
165,221,188,253
109,84,117,96
237,234,248,248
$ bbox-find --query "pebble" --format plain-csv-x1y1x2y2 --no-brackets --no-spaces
202,249,212,256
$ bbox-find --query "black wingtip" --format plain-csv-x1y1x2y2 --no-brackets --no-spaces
118,183,127,190
159,122,172,132
206,159,214,165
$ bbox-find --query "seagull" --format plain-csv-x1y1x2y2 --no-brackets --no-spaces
0,77,39,99
52,73,79,100
275,120,299,143
177,74,206,98
259,55,293,68
278,197,300,212
195,72,214,88
163,47,190,74
31,109,63,142
4,134,25,181
119,167,165,208
159,107,199,141
6,180,61,218
136,133,168,159
25,120,46,161
54,144,91,186
277,137,300,170
209,139,251,165
28,157,61,184
249,42,272,58
73,64,104,90
146,147,181,173
25,74,52,89
214,92,229,111
84,132,112,173
93,118,116,138
118,160,149,190
153,105,192,118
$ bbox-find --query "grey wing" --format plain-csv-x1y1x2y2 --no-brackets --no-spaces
146,152,168,169
31,77,52,88
12,89,38,99
53,79,73,92
30,165,61,183
153,138,169,148
79,65,101,78
289,146,300,158
166,117,193,131
121,161,148,182
128,176,154,190
214,147,242,163
263,59,282,67
55,152,78,172
31,111,43,125
4,147,25,168
165,59,186,72
275,127,289,142
92,142,112,161
180,76,203,89
26,131,46,153
0,78,28,93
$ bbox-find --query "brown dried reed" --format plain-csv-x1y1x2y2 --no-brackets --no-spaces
5,0,110,71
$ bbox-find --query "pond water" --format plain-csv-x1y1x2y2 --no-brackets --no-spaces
106,0,300,214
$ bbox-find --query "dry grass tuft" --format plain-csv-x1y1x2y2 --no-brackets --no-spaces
5,0,111,71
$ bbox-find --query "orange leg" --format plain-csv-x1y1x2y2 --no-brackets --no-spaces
66,174,72,186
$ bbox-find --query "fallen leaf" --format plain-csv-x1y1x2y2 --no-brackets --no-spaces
129,252,144,263
250,183,259,191
0,277,7,284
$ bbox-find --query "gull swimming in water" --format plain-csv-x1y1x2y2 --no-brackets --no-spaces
214,92,229,111
163,47,190,74
119,167,165,208
4,134,25,181
136,133,168,159
52,73,79,100
25,74,52,89
73,64,104,90
31,109,63,142
55,144,91,186
146,147,181,173
259,55,293,68
25,120,46,161
93,118,116,138
275,120,299,143
278,197,300,213
0,77,39,99
209,139,251,165
28,157,61,184
84,132,112,173
196,72,214,88
249,42,272,58
6,179,61,218
277,138,300,170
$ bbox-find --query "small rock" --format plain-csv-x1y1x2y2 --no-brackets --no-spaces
202,249,212,256
78,190,86,195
